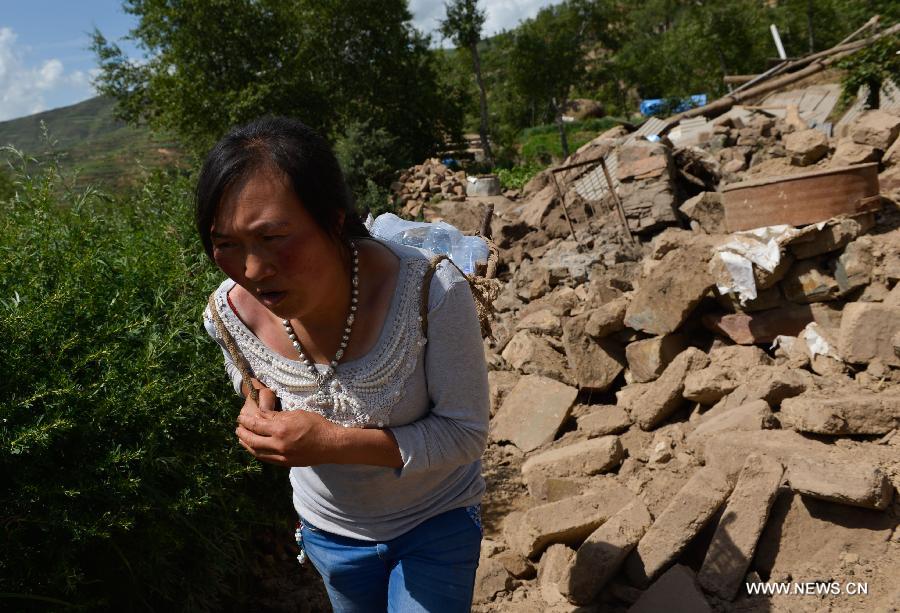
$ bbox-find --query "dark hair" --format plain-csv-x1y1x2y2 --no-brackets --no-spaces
195,116,369,260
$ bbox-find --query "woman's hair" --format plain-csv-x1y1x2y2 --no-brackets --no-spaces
195,116,369,259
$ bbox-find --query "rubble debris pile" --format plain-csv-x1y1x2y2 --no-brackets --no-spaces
390,157,468,219
403,73,900,612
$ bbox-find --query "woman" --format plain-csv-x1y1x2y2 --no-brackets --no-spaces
197,116,490,612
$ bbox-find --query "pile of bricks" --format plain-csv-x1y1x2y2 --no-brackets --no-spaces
390,158,467,219
468,102,900,612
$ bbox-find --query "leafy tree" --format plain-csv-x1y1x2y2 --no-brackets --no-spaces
509,2,594,158
839,34,900,109
439,0,494,166
92,0,462,192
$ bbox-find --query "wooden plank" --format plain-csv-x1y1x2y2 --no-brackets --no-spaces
722,163,881,232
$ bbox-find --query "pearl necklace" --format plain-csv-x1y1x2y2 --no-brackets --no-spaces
281,241,358,391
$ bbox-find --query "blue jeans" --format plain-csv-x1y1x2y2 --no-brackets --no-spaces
298,506,483,612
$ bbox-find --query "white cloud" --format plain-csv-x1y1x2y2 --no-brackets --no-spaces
410,0,553,46
0,27,96,121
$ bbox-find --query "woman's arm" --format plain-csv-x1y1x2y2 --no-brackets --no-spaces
386,262,490,475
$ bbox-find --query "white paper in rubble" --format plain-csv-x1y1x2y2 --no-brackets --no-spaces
712,224,798,305
715,251,758,303
800,322,841,360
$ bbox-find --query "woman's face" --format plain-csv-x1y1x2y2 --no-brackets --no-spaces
210,166,345,320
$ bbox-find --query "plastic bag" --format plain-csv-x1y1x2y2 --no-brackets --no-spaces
368,213,488,274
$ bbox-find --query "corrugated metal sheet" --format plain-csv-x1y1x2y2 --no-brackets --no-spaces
625,117,670,144
760,83,840,128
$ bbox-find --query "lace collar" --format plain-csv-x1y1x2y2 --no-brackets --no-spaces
211,242,430,428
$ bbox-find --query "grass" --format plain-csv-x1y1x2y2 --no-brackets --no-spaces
516,117,625,165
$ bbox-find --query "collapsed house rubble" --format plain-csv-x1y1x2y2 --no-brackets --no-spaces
402,33,900,612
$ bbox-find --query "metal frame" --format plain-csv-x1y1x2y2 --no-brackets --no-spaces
549,156,635,248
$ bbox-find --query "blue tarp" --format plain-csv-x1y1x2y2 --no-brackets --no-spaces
640,94,708,117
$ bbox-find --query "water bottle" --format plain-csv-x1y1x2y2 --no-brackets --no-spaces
422,227,453,255
454,235,490,274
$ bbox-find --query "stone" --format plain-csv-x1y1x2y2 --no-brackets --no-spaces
698,455,784,601
786,455,893,510
703,303,842,345
577,405,632,436
679,192,725,234
881,165,900,195
539,544,576,605
835,238,874,294
474,557,514,604
885,137,900,167
496,550,536,579
831,138,881,166
838,302,900,367
624,246,714,335
491,375,578,452
563,316,625,391
781,258,839,303
631,348,710,430
628,565,712,613
559,500,653,605
522,169,551,198
783,128,829,165
616,381,652,411
787,215,873,260
713,365,809,411
522,436,624,495
780,392,900,435
686,400,776,451
683,367,740,405
722,158,746,174
584,296,629,338
849,109,900,150
701,429,822,481
649,228,695,260
488,370,520,417
711,344,773,369
501,331,573,383
504,481,637,559
625,467,732,586
520,184,559,229
625,334,688,383
755,253,794,290
516,308,563,336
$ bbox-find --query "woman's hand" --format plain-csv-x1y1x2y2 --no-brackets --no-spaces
235,379,403,469
235,380,339,467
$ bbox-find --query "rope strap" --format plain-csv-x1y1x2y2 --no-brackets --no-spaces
207,292,260,405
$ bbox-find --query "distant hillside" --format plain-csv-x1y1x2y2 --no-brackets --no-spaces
0,96,184,189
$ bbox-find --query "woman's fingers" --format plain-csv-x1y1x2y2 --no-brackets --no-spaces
236,424,279,454
257,387,279,413
237,411,277,436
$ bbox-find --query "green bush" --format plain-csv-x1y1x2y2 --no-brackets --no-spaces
0,161,292,611
517,117,622,165
495,163,545,191
0,167,14,201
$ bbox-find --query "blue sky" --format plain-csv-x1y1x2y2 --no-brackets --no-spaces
0,0,551,122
